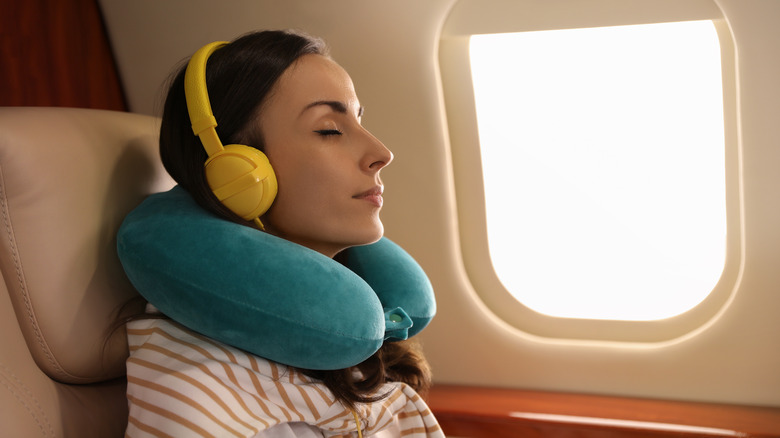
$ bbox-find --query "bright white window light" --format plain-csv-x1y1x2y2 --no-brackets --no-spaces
469,20,726,321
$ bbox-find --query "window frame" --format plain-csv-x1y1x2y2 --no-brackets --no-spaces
438,0,742,342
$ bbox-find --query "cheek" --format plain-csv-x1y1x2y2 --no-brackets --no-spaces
283,148,351,189
278,155,332,193
271,156,342,217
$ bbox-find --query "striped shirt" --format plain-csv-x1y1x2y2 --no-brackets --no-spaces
125,318,444,437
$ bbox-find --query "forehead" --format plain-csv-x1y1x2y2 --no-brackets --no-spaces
269,54,358,113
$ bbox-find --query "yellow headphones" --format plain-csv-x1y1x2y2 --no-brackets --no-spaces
184,41,277,230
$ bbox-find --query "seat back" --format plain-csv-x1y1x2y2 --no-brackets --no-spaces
0,107,174,437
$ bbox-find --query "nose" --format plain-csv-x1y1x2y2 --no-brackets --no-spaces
361,128,393,172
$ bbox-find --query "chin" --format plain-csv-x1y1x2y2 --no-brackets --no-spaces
347,222,384,247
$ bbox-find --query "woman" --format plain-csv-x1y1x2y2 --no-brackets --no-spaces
123,30,443,437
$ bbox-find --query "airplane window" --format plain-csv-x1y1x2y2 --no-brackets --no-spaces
468,20,726,321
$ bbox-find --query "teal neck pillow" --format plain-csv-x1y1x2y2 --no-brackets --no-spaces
117,186,436,370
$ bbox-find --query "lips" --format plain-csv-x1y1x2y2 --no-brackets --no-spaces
354,186,384,207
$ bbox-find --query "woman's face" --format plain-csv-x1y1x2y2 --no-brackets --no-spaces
258,54,393,258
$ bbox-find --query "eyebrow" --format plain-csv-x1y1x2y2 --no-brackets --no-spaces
301,100,364,118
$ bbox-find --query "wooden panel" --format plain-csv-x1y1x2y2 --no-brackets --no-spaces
0,0,126,110
428,385,780,437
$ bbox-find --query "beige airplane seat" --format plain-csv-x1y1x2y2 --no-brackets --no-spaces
0,107,174,437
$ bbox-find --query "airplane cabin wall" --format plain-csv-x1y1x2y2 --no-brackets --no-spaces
0,0,126,110
98,0,780,408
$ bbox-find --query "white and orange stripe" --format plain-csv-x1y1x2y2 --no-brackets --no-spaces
125,318,444,438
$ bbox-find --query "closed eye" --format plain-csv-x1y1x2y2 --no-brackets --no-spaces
314,129,343,136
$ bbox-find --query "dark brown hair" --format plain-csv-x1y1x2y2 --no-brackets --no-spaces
158,30,431,409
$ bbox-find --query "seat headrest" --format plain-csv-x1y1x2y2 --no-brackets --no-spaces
0,107,174,383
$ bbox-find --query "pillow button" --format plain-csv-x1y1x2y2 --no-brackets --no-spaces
383,307,413,341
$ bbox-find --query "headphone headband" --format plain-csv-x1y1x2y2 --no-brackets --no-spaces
184,41,229,157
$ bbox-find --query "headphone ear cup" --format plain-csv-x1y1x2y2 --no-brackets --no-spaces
204,144,278,221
